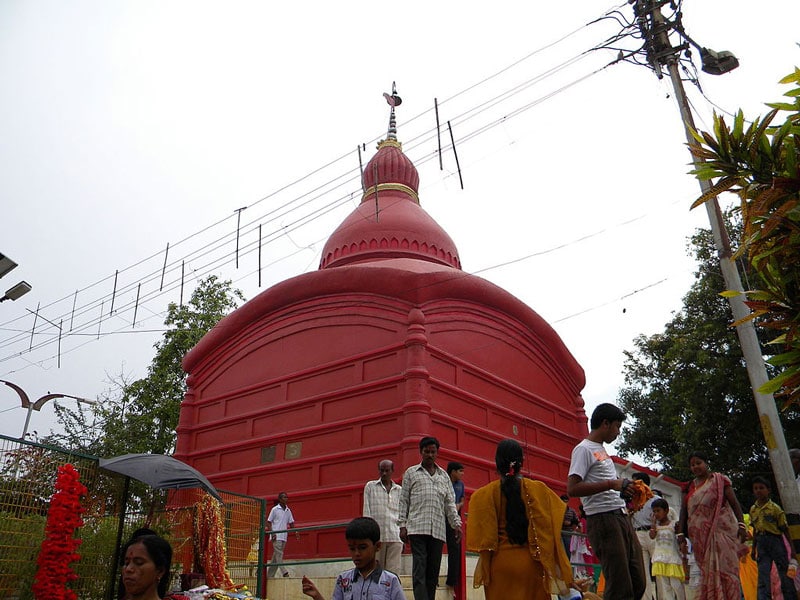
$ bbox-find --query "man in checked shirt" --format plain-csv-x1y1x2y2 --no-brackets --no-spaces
398,436,462,600
363,459,404,575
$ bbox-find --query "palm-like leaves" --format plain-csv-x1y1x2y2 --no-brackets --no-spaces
690,68,800,406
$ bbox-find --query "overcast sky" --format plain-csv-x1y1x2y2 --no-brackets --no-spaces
1,1,798,458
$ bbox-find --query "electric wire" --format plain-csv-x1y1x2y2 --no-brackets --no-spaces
0,2,623,334
0,62,664,370
0,3,683,374
1,186,698,374
0,35,612,347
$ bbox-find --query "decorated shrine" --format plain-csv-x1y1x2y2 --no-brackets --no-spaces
175,89,588,558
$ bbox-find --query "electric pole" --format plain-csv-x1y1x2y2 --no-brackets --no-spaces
633,0,800,551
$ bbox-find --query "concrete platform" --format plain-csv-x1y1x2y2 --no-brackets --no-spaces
228,555,482,600
260,574,475,600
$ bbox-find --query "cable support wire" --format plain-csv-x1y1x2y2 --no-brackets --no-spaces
0,38,611,339
0,55,617,369
0,50,613,364
2,188,690,374
0,4,643,370
0,209,337,360
0,180,378,365
0,1,623,335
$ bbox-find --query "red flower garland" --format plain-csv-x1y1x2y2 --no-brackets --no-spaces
33,463,88,600
193,495,236,590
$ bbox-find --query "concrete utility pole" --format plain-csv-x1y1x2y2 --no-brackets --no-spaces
636,0,800,549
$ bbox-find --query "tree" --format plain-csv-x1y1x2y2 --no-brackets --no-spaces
689,68,800,407
616,215,800,497
48,275,244,456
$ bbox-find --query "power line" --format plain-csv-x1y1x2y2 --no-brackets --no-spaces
1,3,622,333
3,30,612,344
1,3,673,372
1,187,697,374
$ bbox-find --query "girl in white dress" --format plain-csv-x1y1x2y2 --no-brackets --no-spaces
649,498,686,600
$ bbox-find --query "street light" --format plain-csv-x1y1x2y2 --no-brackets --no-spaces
0,281,32,303
0,254,18,279
0,379,96,439
0,253,32,302
699,47,739,76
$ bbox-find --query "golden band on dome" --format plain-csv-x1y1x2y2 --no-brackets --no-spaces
362,183,419,204
377,139,402,150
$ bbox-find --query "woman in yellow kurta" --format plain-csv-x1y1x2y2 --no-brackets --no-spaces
467,439,573,600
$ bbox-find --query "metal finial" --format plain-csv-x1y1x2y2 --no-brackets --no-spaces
383,81,402,141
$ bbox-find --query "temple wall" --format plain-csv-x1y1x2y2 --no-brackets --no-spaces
176,293,586,558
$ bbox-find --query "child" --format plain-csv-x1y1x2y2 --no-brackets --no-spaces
446,461,465,598
649,497,686,600
749,476,797,600
301,517,405,600
682,537,701,600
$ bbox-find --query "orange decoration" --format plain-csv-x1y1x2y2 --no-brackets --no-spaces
193,495,236,590
626,479,654,512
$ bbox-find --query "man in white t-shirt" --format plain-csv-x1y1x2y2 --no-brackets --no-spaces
567,403,645,600
267,492,297,578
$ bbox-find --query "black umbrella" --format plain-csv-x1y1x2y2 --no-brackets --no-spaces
100,454,222,600
99,453,222,501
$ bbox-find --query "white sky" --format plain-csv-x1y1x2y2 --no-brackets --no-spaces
0,1,798,456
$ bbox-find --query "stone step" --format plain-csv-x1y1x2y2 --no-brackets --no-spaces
263,575,470,600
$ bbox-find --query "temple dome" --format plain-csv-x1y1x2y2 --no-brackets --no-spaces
361,140,419,192
319,139,461,270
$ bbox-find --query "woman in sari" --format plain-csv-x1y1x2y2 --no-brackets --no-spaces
467,439,573,600
678,451,748,600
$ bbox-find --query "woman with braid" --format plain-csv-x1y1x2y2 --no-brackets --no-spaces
467,439,573,600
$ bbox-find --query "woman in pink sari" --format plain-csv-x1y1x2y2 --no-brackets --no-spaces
678,451,749,600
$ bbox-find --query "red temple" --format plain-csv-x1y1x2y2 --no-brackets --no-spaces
176,97,587,557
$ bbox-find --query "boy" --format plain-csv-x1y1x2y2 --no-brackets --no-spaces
445,461,465,597
567,403,645,600
301,517,405,600
749,476,797,600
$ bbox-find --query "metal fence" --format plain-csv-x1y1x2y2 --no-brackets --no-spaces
0,434,606,599
0,435,265,600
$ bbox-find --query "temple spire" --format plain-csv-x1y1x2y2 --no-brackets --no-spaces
382,81,402,142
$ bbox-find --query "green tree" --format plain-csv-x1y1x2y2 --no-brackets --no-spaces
48,275,244,456
689,68,800,406
616,216,800,496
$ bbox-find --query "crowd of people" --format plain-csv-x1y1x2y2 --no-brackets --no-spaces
566,403,800,600
115,406,800,600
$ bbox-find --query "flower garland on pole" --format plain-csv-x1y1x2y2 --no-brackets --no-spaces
193,494,236,590
33,463,88,600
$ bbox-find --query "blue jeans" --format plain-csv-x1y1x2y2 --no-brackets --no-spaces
756,533,796,600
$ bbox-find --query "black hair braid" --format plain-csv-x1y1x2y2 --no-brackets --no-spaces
501,472,528,545
495,438,528,545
